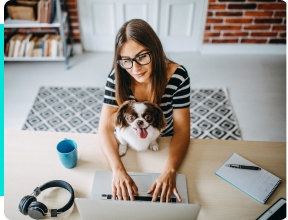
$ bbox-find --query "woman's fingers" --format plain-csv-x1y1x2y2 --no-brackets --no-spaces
120,181,128,200
148,177,181,203
147,182,156,194
154,183,174,203
132,182,139,196
151,184,162,202
116,184,123,200
160,183,168,202
166,187,172,203
112,185,117,200
112,174,138,201
173,188,182,202
127,184,134,201
126,179,138,201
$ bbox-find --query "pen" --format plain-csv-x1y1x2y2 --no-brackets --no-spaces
225,164,261,170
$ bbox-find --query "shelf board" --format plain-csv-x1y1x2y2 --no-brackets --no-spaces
4,57,65,61
4,12,67,28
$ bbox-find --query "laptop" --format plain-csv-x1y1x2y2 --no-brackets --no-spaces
75,170,201,220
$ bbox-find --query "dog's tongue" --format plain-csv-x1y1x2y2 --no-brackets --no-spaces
136,128,148,139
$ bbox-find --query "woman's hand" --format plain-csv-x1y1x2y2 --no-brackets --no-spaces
112,169,138,201
147,170,182,203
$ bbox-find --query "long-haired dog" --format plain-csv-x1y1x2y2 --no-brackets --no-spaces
115,100,166,156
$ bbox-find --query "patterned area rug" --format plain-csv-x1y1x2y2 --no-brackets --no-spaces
190,88,241,140
22,87,242,140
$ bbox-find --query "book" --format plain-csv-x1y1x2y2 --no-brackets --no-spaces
26,36,38,57
57,35,63,57
33,36,43,57
38,0,45,23
50,34,58,57
22,33,33,57
41,33,50,56
13,34,25,57
215,153,281,204
17,33,31,57
37,0,42,22
18,36,26,57
49,0,56,23
45,34,55,57
8,34,18,57
5,40,10,57
44,0,50,23
47,0,52,23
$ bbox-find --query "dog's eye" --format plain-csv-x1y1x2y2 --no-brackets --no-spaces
127,115,135,122
145,115,151,121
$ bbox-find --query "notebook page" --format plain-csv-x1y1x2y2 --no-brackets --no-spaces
215,153,281,204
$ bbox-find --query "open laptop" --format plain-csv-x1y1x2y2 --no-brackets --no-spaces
75,170,201,220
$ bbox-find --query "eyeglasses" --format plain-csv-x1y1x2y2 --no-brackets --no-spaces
117,51,152,70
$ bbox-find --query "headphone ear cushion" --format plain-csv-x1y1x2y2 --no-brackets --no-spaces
28,201,48,219
28,201,48,211
18,196,37,215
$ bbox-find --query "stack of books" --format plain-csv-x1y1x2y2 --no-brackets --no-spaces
5,33,64,58
38,0,56,23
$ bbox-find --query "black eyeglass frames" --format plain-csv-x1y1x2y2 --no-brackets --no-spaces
117,51,152,70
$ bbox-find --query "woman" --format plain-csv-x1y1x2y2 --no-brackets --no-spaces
98,19,190,203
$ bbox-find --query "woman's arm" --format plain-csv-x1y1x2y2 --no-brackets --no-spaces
147,107,190,202
98,104,138,200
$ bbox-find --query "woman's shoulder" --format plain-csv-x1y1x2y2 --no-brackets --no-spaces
174,65,188,76
167,63,188,75
106,69,116,85
167,63,178,79
167,64,189,82
108,69,116,79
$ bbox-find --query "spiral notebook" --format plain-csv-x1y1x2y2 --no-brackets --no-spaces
215,153,282,204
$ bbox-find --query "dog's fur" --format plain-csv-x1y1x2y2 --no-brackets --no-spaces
115,100,166,156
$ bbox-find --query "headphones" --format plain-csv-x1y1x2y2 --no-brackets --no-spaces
18,180,74,219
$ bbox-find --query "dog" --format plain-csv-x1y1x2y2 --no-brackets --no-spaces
115,100,167,156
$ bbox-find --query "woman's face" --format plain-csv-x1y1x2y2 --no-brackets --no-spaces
119,40,152,84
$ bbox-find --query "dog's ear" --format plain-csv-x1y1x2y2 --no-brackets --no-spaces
154,105,167,131
115,100,134,128
146,102,167,131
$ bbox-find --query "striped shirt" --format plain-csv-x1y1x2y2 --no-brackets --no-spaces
103,65,191,137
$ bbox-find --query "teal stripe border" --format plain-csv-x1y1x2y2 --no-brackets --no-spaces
0,24,4,196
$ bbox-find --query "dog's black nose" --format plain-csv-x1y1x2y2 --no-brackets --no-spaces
137,120,144,126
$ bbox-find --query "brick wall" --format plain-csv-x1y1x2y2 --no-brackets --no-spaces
204,0,286,44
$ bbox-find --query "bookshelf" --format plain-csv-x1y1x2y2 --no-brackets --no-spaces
4,0,73,69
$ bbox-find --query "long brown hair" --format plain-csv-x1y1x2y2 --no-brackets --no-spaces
112,19,173,105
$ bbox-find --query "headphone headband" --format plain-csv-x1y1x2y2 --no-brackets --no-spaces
37,180,74,215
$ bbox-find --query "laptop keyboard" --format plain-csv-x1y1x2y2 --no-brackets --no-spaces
101,194,177,203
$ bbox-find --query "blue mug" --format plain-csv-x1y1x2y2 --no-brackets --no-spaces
56,139,78,169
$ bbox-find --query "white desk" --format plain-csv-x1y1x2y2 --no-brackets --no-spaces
4,130,286,219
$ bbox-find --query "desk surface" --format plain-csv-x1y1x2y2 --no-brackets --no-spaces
4,130,286,220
